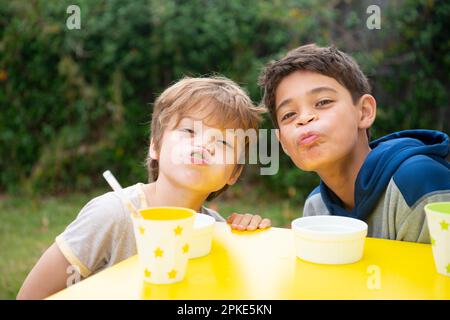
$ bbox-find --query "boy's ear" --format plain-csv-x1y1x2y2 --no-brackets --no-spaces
275,129,290,156
358,94,377,130
149,138,159,160
227,165,244,186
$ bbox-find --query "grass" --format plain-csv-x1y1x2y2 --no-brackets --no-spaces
0,185,301,299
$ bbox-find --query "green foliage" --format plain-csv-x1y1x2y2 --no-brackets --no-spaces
371,0,450,137
0,0,448,199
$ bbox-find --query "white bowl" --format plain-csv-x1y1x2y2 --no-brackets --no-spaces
190,213,216,258
291,216,368,264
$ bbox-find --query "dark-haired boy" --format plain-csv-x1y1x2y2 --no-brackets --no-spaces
259,44,450,243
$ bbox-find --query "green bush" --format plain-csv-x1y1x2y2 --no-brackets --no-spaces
372,0,450,135
0,0,448,200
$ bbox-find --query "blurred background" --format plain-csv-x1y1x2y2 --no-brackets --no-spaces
0,0,449,298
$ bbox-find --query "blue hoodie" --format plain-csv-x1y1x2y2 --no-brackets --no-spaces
303,130,450,243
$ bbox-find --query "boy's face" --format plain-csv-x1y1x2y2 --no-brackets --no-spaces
275,70,370,172
151,111,244,194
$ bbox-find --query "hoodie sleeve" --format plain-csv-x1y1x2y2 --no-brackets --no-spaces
395,191,450,243
393,155,450,243
302,186,331,217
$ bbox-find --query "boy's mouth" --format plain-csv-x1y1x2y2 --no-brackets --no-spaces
189,149,211,165
297,132,320,147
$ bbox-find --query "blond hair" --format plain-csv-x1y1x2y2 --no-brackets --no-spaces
147,76,265,200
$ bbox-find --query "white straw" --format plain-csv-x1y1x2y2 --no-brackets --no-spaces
102,170,140,218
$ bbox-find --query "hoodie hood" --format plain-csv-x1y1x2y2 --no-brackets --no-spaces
319,130,450,220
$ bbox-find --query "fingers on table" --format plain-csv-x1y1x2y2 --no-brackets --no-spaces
233,213,249,230
228,213,271,231
246,215,262,231
229,213,243,229
229,213,251,231
259,218,271,229
227,212,238,224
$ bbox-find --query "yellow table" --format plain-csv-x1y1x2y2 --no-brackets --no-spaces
48,222,450,300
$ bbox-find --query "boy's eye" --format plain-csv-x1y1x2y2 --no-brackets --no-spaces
316,99,333,108
281,112,295,122
218,140,232,148
181,128,195,134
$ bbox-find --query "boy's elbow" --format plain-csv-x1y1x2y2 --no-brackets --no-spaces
16,285,54,300
16,243,72,300
16,292,28,300
16,287,35,300
16,276,63,300
16,281,42,300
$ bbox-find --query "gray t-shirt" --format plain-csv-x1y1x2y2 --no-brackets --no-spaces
55,183,224,278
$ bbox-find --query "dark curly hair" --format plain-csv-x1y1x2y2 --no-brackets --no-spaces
258,44,371,138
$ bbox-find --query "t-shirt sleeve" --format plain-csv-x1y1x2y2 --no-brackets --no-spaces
55,192,128,277
201,206,226,222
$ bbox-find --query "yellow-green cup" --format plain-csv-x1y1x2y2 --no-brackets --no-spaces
132,207,196,284
425,202,450,277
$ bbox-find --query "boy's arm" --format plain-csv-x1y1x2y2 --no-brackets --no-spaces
394,156,450,243
396,192,450,243
17,243,75,300
17,191,131,300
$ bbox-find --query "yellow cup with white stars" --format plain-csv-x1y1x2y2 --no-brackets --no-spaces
425,202,450,277
132,207,196,284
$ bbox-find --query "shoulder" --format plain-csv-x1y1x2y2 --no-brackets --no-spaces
67,184,142,231
77,191,128,223
393,155,450,207
201,206,226,222
96,183,142,212
55,186,140,277
304,186,329,216
306,186,321,199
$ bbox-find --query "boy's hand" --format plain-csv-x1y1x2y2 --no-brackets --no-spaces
226,213,271,231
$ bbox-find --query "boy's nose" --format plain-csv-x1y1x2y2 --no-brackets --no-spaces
192,134,216,155
295,113,317,126
205,140,215,155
